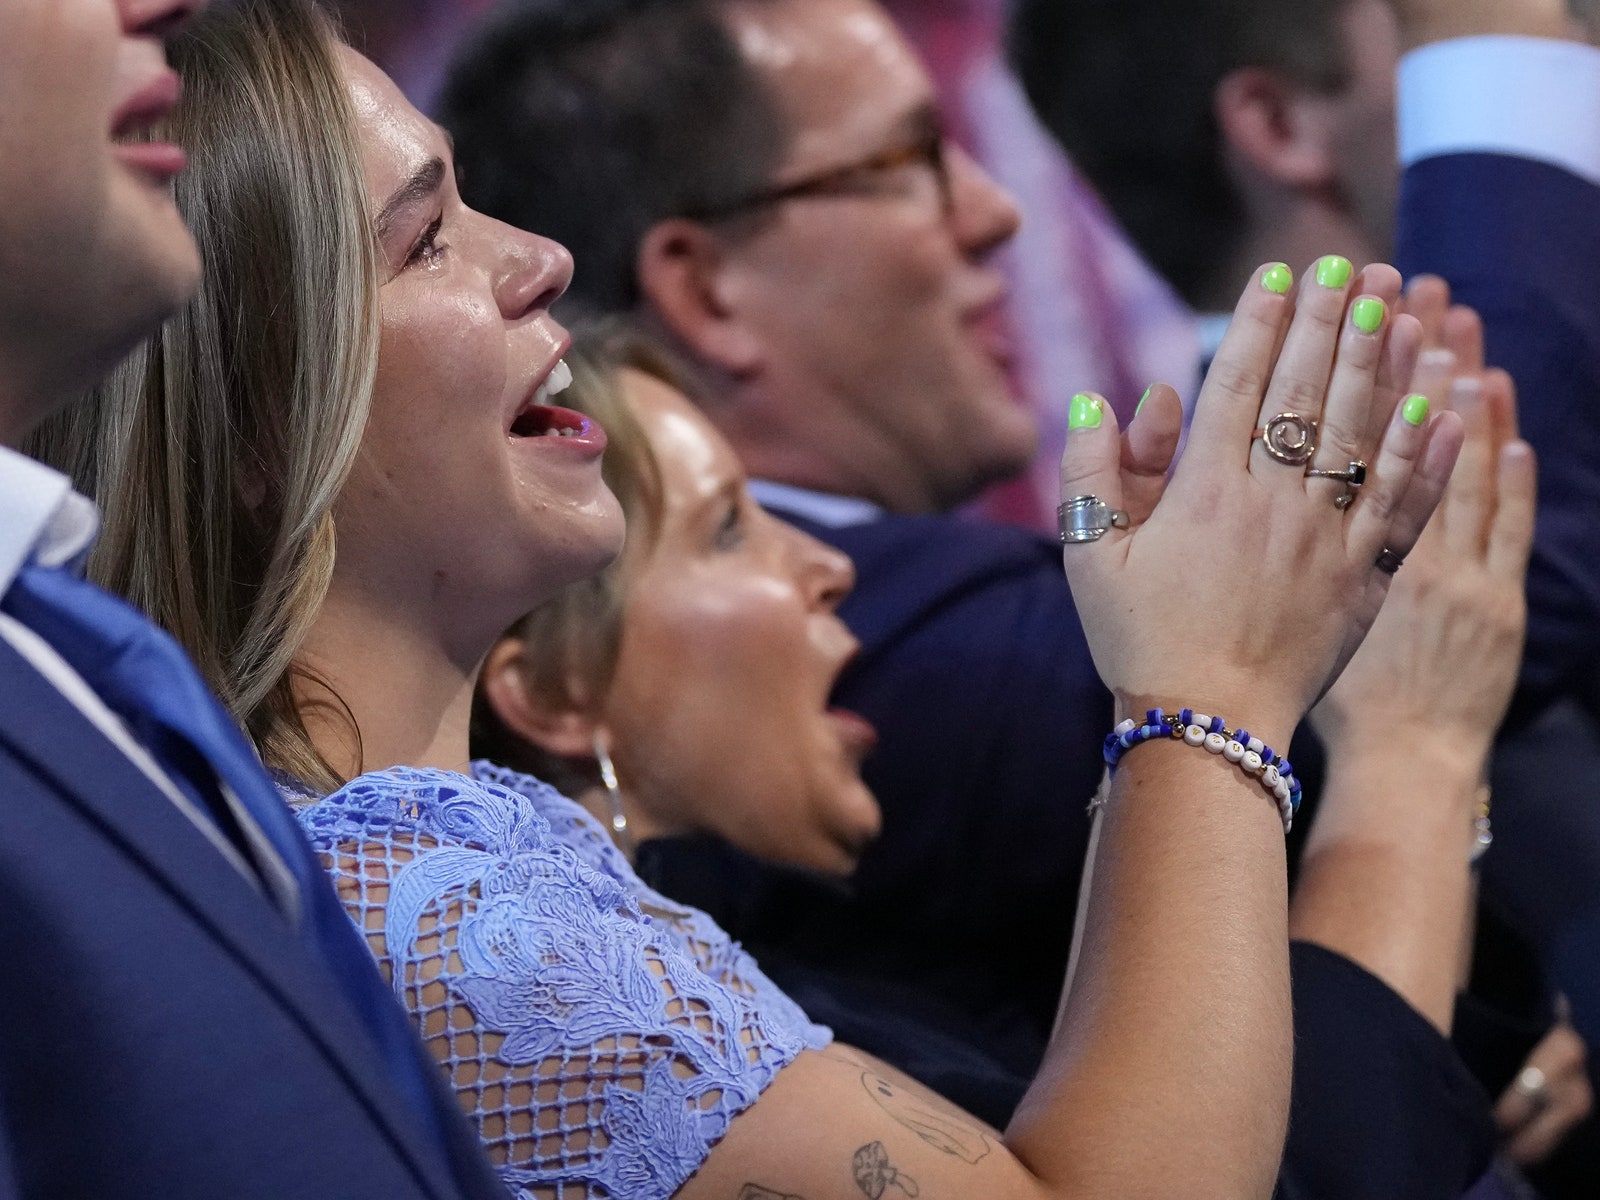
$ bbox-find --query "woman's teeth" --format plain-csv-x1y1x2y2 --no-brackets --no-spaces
531,358,573,407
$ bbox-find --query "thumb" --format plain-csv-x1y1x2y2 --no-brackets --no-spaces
1058,391,1129,549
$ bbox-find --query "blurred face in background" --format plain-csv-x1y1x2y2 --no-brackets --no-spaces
601,369,882,874
0,0,205,437
1324,0,1401,260
714,0,1037,513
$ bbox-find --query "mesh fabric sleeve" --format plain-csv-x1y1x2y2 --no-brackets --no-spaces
293,766,825,1200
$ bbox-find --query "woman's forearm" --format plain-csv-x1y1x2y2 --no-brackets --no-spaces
1008,737,1293,1199
1289,741,1481,1032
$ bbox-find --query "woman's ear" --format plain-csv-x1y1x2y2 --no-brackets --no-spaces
636,217,764,375
480,638,599,761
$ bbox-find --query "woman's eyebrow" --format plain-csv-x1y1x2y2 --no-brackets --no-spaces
374,157,446,244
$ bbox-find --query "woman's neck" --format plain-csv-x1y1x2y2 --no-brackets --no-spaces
294,578,484,782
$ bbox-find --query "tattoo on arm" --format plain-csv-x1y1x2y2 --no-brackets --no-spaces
861,1072,992,1164
853,1141,920,1198
738,1186,804,1200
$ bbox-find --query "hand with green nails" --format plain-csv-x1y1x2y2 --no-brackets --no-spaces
1302,330,1536,1033
1060,255,1466,743
1048,257,1465,1200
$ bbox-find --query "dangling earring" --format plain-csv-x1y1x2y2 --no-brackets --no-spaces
594,732,634,857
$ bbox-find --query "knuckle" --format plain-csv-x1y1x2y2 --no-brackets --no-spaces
1273,376,1327,415
1359,484,1398,529
1205,359,1267,404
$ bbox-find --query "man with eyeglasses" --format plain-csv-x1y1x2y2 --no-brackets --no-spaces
440,4,1503,1191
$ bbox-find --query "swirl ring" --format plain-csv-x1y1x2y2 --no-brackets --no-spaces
1253,412,1320,466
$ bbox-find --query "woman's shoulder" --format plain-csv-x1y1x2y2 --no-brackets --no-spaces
475,764,831,1044
288,763,555,858
286,762,828,1197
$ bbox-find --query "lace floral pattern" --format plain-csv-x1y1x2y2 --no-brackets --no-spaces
290,764,829,1200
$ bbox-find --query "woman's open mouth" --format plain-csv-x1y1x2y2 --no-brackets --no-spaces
507,360,607,451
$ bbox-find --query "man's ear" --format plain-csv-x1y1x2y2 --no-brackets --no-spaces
1214,66,1339,191
636,218,764,375
480,638,599,762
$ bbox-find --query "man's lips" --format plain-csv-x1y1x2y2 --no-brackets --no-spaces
112,69,182,140
965,299,1016,373
112,69,185,182
114,141,187,181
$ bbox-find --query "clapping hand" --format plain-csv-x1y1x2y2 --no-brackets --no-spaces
1060,259,1463,752
1312,277,1536,766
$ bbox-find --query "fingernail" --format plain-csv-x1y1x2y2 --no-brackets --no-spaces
1351,297,1386,334
1070,392,1104,430
1402,393,1430,426
1136,385,1153,416
1448,378,1483,421
1262,263,1293,295
1418,348,1456,371
1316,255,1353,289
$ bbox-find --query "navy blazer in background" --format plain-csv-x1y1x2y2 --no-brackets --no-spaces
1397,151,1600,1064
1396,152,1600,716
0,640,504,1200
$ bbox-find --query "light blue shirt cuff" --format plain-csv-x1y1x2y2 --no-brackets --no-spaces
1399,35,1600,186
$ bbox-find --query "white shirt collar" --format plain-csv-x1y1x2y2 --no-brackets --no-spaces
0,445,99,591
747,479,885,529
1399,35,1600,187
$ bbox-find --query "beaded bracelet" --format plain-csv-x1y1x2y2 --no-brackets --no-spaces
1103,707,1302,834
1472,784,1493,864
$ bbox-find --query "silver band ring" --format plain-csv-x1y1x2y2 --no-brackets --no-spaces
1305,460,1368,510
1375,548,1405,575
1512,1065,1551,1115
1059,495,1130,544
1253,412,1320,466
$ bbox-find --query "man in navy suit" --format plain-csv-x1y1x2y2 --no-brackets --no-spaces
0,3,503,1196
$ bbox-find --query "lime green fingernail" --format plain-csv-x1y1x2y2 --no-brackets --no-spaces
1069,392,1104,430
1402,393,1429,426
1351,297,1386,334
1262,263,1293,295
1316,255,1353,288
1136,386,1153,415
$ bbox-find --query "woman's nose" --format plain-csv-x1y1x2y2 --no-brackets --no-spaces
494,223,575,321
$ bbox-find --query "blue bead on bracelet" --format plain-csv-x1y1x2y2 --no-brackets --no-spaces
1103,707,1301,834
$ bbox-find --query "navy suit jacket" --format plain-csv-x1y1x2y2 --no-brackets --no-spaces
0,639,504,1200
1397,152,1600,1064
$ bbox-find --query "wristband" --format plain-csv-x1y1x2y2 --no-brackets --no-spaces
1104,707,1301,834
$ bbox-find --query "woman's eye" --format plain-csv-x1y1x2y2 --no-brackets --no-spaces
404,216,448,270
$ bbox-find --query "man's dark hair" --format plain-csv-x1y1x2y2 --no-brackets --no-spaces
437,0,787,313
1009,0,1351,306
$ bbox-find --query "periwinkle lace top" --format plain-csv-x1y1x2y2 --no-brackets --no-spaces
286,762,831,1200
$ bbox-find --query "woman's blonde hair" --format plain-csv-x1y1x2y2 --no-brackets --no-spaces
470,323,676,795
28,0,376,791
